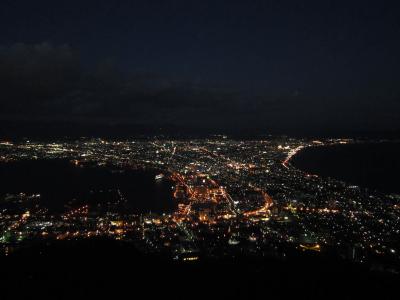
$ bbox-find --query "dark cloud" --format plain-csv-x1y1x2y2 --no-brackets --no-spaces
0,43,245,125
0,43,81,114
0,43,399,136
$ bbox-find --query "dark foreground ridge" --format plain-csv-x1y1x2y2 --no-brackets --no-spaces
1,239,398,300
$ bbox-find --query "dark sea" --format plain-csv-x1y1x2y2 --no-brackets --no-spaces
290,142,400,194
0,159,175,213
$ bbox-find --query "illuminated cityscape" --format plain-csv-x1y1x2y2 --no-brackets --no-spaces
1,137,399,273
2,1,400,297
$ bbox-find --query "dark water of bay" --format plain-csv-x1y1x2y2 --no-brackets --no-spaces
0,159,175,214
291,142,400,194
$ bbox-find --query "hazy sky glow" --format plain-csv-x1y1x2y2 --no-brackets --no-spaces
1,0,400,136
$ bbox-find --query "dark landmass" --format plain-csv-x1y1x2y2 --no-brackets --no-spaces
2,119,400,141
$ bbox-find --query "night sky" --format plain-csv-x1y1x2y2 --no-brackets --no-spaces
1,0,400,136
